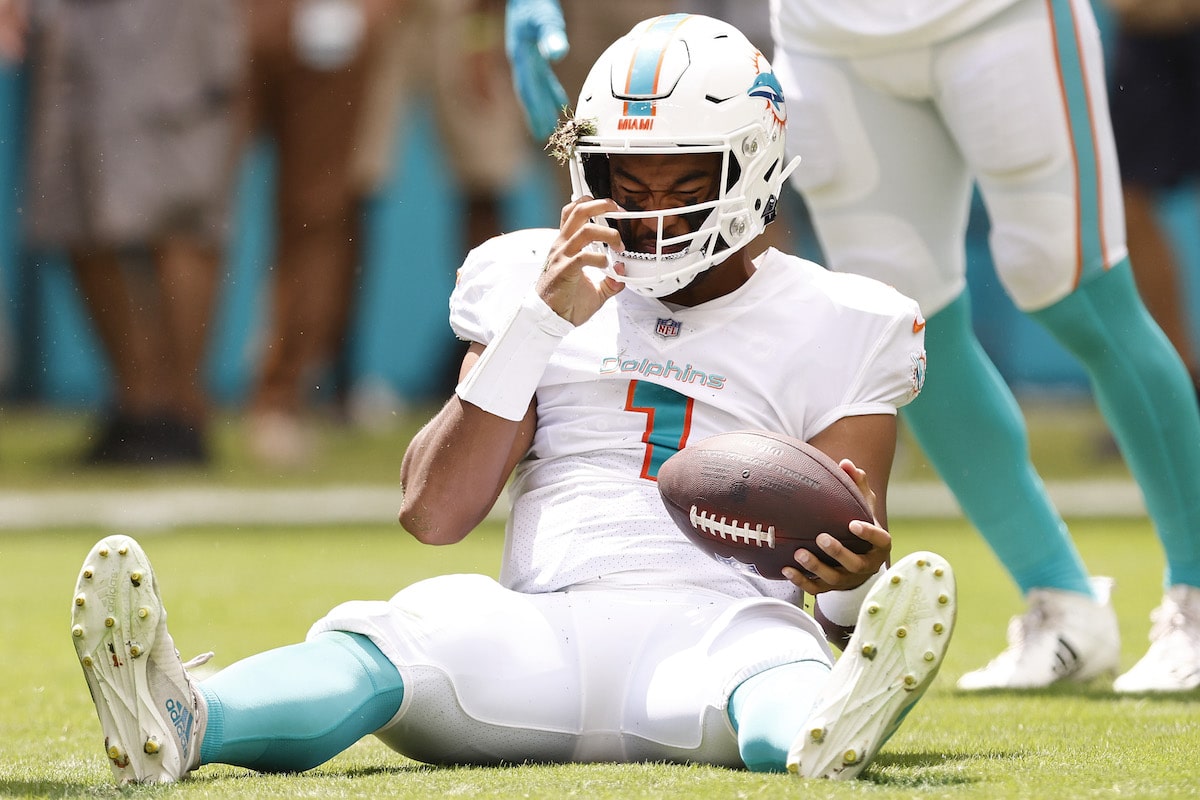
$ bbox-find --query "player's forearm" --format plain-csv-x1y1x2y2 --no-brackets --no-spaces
399,396,533,545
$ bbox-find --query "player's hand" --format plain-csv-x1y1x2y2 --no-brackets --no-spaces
505,0,569,141
535,196,625,326
783,459,892,594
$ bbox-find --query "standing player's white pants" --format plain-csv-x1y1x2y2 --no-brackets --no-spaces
774,0,1127,316
308,574,832,766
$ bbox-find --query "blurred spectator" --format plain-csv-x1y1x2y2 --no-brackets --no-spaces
0,0,24,399
355,0,528,251
0,0,24,62
240,0,402,467
1107,0,1200,395
350,0,532,404
5,0,242,466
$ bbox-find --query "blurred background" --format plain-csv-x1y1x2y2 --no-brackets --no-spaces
0,0,1197,479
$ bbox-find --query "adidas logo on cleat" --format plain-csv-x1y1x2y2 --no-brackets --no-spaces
166,697,193,752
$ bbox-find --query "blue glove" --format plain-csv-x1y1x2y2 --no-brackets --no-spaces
505,0,570,141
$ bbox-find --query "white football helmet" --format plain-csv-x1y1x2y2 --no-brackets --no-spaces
569,14,800,297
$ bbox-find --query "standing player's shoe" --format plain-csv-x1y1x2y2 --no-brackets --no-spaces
955,578,1119,690
788,551,956,780
70,534,211,784
1113,585,1200,693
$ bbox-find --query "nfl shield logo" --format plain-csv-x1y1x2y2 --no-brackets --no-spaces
655,318,681,338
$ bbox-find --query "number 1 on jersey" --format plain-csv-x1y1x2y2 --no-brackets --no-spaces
625,381,694,480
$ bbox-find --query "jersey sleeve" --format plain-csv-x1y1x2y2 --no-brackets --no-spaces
806,272,927,435
448,229,557,345
851,304,926,408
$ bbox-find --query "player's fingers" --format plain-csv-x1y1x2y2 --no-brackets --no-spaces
559,197,619,237
847,519,891,549
781,564,827,594
838,457,879,519
836,522,892,576
791,547,844,585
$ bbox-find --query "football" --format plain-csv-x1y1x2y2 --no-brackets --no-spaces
656,430,874,580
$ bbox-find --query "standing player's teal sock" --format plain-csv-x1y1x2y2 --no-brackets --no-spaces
727,660,830,772
1032,260,1200,588
196,631,405,772
904,292,1094,597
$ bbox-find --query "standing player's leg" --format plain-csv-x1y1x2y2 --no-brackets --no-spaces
961,0,1200,692
773,42,1117,689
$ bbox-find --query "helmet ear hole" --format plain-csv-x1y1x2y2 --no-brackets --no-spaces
764,159,778,184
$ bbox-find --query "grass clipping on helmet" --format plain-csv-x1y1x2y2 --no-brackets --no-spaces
547,111,597,165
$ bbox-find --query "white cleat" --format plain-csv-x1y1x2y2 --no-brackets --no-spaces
1114,585,1200,693
956,577,1120,691
788,551,956,780
71,535,210,784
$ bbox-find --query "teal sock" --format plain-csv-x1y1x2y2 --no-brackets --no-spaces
904,293,1093,597
727,660,830,772
197,631,405,773
1032,260,1200,588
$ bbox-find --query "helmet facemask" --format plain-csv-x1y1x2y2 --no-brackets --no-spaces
574,144,744,297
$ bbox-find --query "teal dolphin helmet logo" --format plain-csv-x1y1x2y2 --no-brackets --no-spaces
748,71,786,125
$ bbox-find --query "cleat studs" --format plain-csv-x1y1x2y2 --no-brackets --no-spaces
81,656,93,667
938,593,950,605
843,749,859,765
866,603,880,615
105,739,131,769
144,738,160,754
917,558,927,567
138,607,150,619
129,572,142,587
924,650,936,662
934,568,944,577
129,643,142,658
83,568,93,579
98,548,109,558
118,545,129,556
891,575,902,585
933,622,945,634
810,727,826,743
104,617,115,628
903,673,917,687
72,625,84,638
862,644,877,660
74,594,86,607
896,626,908,638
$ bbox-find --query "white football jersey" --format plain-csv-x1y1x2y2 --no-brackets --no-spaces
450,229,925,604
770,0,1021,56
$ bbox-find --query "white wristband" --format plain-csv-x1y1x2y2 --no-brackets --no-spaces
455,291,573,421
815,564,887,627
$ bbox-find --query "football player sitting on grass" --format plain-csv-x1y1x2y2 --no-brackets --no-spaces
69,14,956,785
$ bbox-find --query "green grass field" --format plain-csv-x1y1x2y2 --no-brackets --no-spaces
1,403,1197,798
2,519,1196,799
